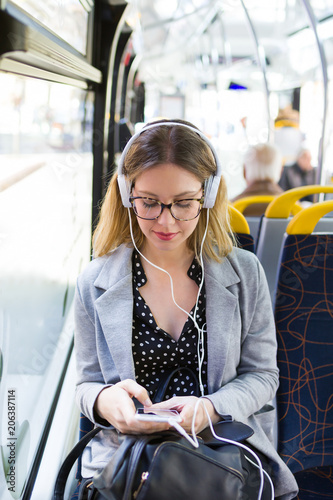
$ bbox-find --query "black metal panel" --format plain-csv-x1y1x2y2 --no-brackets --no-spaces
120,53,135,118
131,80,145,125
91,0,128,230
106,28,132,169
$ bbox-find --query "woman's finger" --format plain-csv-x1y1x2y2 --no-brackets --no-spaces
117,379,152,407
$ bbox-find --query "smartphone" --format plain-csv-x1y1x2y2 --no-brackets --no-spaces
135,408,182,423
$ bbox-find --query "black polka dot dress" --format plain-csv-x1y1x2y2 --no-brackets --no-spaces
132,251,208,400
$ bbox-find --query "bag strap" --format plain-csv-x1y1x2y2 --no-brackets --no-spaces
116,436,151,500
153,366,199,403
53,427,101,500
53,367,198,499
94,432,175,500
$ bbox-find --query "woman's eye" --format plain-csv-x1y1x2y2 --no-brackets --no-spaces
175,201,191,209
143,200,159,208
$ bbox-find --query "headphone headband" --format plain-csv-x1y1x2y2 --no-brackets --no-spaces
117,121,222,208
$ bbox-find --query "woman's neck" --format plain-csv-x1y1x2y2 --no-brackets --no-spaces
139,242,194,274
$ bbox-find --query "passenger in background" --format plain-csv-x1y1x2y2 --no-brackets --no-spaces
278,148,316,202
232,143,283,216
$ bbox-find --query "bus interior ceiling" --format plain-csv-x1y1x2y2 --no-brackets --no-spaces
0,0,333,499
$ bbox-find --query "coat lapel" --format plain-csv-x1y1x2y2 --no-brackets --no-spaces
94,246,136,381
205,255,240,392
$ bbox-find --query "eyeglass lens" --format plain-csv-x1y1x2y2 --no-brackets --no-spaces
133,198,201,220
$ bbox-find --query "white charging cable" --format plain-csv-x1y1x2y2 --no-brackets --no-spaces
128,207,210,396
168,399,274,500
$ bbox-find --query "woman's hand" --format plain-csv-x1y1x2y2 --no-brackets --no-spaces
150,396,220,434
94,379,172,434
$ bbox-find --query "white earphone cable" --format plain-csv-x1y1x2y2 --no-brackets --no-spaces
128,207,209,396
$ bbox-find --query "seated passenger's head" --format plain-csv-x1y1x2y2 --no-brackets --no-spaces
93,119,234,261
296,148,313,172
243,143,282,184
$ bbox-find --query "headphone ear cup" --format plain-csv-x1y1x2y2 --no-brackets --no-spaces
203,176,221,208
117,174,132,208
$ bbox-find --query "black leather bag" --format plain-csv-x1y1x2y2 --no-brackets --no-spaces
54,420,259,500
93,422,257,500
53,368,271,500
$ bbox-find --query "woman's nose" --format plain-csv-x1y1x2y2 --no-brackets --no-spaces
157,205,175,225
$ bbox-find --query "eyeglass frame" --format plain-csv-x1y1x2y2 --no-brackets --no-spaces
129,195,205,221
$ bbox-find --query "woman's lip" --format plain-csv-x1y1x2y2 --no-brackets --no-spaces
154,232,178,241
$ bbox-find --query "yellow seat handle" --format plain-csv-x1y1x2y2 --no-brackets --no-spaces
265,185,333,218
286,200,333,234
233,195,301,216
228,205,250,234
233,196,276,213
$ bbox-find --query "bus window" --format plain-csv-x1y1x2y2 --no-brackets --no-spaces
0,73,93,499
9,0,90,55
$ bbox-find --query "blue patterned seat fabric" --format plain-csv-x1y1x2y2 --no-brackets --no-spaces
274,233,333,499
235,233,255,253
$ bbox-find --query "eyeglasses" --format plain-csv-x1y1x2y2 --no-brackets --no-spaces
129,196,205,221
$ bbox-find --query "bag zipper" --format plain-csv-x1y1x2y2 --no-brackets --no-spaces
133,471,149,499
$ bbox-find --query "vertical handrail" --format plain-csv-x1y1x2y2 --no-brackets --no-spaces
301,0,328,188
238,0,272,142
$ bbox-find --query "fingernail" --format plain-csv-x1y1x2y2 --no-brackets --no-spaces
144,398,152,407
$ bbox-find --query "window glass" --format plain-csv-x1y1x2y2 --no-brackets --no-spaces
9,0,89,55
0,73,93,499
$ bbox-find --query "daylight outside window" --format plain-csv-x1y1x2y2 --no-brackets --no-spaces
9,0,89,55
0,73,93,499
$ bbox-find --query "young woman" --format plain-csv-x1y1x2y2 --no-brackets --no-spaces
74,120,298,499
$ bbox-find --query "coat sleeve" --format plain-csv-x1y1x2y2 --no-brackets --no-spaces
205,257,279,422
74,281,112,427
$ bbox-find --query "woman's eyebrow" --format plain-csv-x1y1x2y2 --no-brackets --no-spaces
134,188,202,198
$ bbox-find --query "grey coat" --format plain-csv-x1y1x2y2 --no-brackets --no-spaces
74,244,298,498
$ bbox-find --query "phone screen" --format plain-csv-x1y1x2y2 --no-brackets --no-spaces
135,408,181,422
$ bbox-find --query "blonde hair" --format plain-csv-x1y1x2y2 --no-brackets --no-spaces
93,121,234,262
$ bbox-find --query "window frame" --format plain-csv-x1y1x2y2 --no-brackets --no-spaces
0,1,101,87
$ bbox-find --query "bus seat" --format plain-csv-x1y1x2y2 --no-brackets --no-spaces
228,204,255,253
233,196,277,242
256,185,333,303
274,201,333,500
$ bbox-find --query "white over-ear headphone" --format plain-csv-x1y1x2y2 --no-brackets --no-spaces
117,121,222,209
